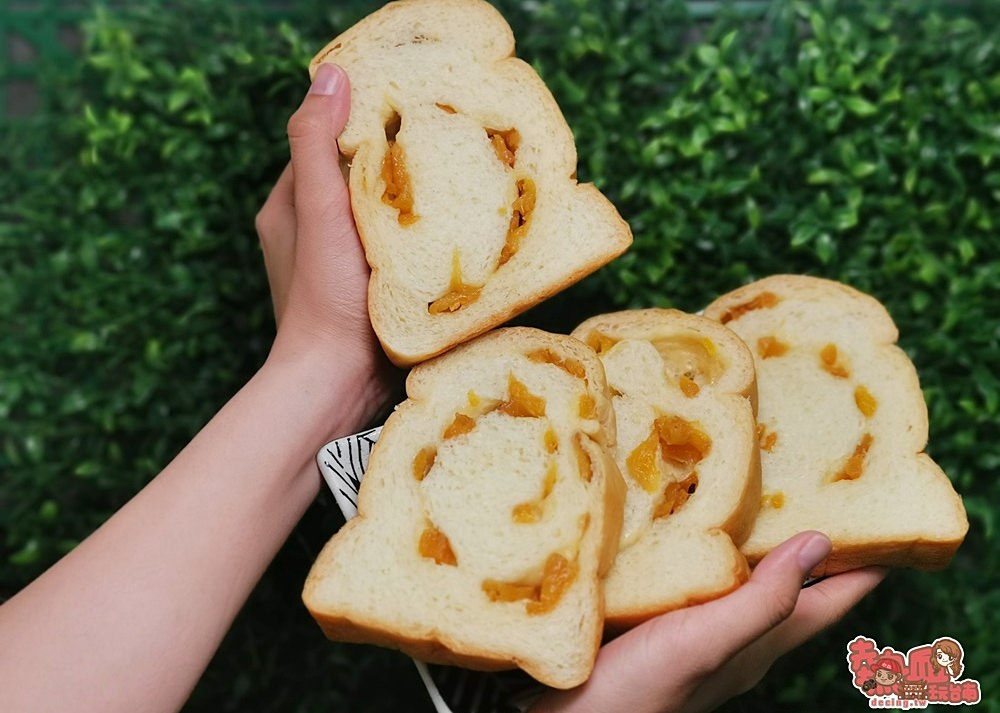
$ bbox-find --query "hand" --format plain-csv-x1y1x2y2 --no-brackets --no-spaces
256,63,399,427
532,532,887,713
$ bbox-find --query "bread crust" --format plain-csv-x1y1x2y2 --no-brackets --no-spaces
703,275,968,573
572,309,760,628
309,0,632,365
303,327,625,688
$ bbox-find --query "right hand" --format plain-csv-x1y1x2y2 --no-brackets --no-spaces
532,531,886,713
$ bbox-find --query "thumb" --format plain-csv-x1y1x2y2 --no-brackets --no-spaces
286,62,353,231
682,531,832,675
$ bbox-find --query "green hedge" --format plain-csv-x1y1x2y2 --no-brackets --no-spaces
2,1,997,711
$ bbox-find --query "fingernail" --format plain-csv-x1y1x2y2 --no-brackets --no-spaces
797,532,832,573
310,63,343,96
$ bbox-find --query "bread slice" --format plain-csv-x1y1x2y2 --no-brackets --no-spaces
571,310,760,628
309,0,632,366
302,327,626,688
703,275,968,575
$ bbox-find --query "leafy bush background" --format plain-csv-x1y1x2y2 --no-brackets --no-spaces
2,0,997,711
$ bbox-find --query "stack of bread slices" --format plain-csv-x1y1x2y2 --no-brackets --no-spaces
301,0,968,690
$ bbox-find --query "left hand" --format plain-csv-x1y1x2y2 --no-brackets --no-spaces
256,63,400,427
532,531,887,713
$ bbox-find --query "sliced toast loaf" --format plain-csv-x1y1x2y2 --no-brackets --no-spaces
309,0,632,365
703,275,968,575
303,327,626,688
573,310,760,628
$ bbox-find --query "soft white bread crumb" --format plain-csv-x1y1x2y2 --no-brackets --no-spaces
703,275,968,575
572,310,760,628
309,0,632,366
302,327,626,688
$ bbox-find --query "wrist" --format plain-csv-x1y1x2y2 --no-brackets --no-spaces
262,335,398,443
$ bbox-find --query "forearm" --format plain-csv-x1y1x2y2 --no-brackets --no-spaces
0,346,375,713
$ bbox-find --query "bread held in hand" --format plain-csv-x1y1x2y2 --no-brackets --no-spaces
572,310,761,628
310,0,632,366
703,275,968,575
302,327,626,689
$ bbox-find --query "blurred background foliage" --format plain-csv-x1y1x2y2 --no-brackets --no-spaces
1,0,997,711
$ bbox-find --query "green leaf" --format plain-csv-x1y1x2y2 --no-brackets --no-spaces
696,44,719,67
74,461,102,478
843,95,878,116
166,89,191,113
9,539,41,566
719,30,738,54
746,197,761,230
69,331,101,352
850,161,877,178
807,168,844,185
791,222,820,246
806,86,833,103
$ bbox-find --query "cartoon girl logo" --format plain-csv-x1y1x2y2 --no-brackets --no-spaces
930,637,964,680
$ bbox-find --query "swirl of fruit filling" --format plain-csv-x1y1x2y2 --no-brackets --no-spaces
413,360,600,614
422,119,537,314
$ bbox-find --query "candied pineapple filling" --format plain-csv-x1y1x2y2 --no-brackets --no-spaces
653,472,699,519
528,348,587,379
832,433,874,482
757,423,778,453
544,427,559,453
625,415,712,500
585,330,618,355
482,553,579,615
719,291,780,324
679,375,700,398
511,502,542,523
574,435,593,482
625,430,660,493
419,523,457,566
412,446,437,481
480,126,533,267
496,373,547,418
499,177,536,266
854,385,878,417
485,127,520,168
442,412,476,439
820,343,850,379
657,415,712,466
381,112,418,225
757,335,789,359
761,491,785,509
428,249,482,314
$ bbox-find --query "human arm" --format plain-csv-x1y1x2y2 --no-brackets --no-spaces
0,64,392,713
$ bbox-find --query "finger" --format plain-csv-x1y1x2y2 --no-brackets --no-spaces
285,63,356,258
257,163,297,324
259,161,296,230
768,566,887,653
683,567,887,712
665,531,832,678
